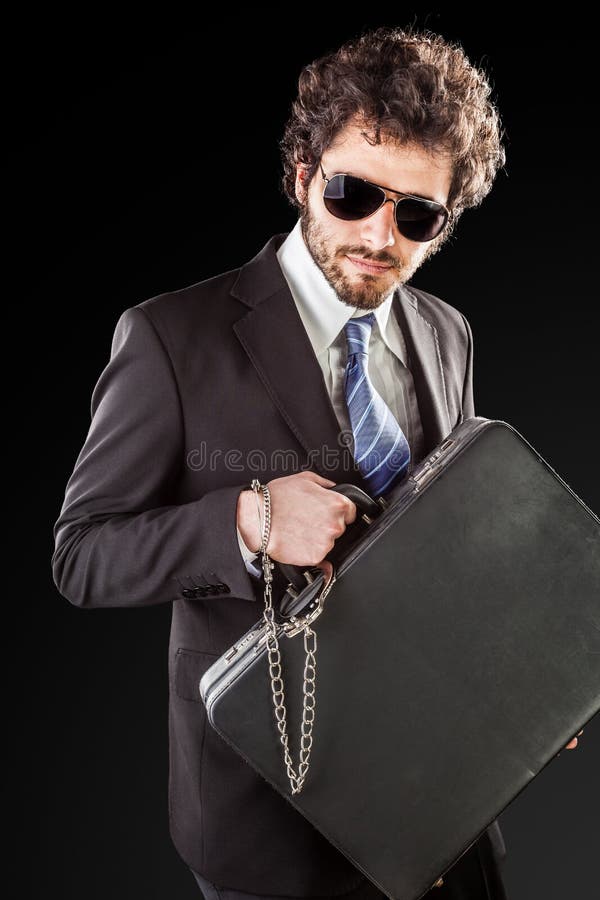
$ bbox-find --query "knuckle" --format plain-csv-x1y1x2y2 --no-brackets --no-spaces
342,497,357,518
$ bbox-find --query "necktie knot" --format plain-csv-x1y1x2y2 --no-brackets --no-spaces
344,312,376,360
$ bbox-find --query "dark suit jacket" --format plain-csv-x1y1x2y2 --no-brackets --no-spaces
52,231,507,895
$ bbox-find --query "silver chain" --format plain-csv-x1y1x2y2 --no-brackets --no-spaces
250,478,317,795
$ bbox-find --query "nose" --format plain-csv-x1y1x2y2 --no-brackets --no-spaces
359,198,397,250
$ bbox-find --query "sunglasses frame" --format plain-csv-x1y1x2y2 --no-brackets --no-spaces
319,161,450,242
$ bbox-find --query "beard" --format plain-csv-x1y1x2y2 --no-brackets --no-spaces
298,202,443,311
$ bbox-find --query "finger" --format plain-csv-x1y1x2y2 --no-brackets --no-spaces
566,730,584,746
313,558,334,585
342,497,358,524
565,729,584,747
308,472,336,487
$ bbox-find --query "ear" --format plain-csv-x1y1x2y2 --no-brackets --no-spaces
294,163,310,205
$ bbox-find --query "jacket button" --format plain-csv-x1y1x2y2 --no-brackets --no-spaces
217,582,230,593
193,586,208,597
181,588,196,599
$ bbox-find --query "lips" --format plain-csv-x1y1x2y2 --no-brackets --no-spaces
347,255,392,273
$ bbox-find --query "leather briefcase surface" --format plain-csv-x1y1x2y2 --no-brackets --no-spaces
199,416,600,900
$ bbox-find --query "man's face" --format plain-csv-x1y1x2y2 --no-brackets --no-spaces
295,120,454,311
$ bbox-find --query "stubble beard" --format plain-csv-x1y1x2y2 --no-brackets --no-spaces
299,204,428,312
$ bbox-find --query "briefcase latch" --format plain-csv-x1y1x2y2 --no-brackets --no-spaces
411,438,455,491
412,459,440,490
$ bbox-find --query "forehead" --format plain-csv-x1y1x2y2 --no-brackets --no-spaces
323,121,453,201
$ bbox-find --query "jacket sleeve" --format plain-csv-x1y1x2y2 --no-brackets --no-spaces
51,305,259,608
459,311,475,419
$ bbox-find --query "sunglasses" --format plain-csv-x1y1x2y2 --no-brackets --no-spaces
319,161,450,243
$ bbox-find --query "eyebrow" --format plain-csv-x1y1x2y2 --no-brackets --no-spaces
343,169,440,204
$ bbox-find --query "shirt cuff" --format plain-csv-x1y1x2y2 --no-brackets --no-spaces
237,525,262,579
237,525,259,560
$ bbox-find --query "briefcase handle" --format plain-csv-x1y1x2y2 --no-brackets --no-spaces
328,482,383,517
275,483,386,614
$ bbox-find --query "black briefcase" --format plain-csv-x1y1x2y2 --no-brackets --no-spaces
199,416,600,900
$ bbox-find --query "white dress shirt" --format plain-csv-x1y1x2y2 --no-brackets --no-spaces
237,218,426,577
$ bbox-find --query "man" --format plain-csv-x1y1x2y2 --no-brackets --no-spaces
51,24,582,900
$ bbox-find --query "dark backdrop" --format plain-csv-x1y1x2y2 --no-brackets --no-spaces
16,10,598,899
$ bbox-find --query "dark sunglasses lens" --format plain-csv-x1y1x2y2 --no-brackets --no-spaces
323,173,448,242
395,199,447,242
323,174,383,221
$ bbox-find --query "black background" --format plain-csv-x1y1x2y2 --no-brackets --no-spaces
16,9,598,899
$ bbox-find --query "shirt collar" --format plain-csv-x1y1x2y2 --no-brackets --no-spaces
276,218,397,358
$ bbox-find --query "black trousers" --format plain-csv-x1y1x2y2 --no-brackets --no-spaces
188,829,509,900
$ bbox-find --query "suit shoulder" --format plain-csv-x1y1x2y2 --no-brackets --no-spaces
132,265,242,329
107,263,250,368
403,282,469,331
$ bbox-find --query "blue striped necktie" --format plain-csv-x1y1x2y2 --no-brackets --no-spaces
343,312,411,497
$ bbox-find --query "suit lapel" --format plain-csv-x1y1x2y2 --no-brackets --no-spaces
231,234,367,488
392,287,453,456
231,232,452,490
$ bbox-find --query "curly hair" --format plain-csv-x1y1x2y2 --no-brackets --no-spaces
279,25,506,231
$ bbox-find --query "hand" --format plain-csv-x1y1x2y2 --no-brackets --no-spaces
237,471,357,566
563,728,584,750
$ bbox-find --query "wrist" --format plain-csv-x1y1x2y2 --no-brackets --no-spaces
236,489,263,553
